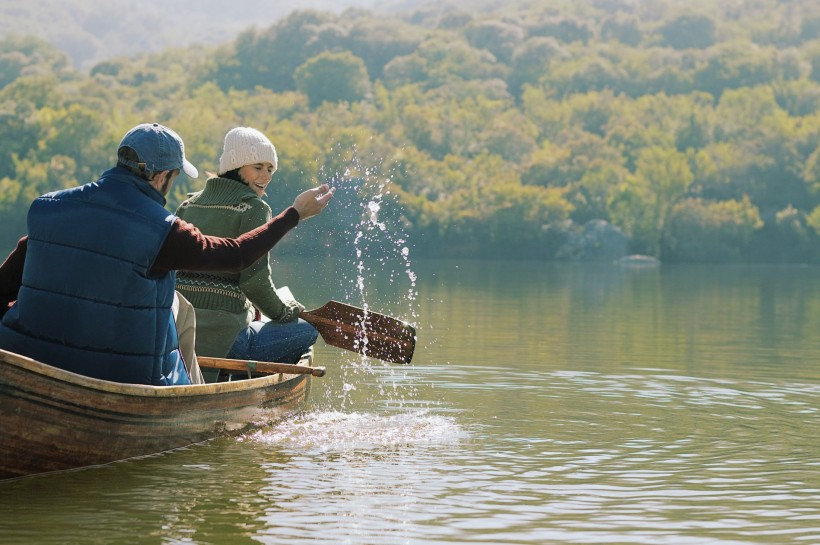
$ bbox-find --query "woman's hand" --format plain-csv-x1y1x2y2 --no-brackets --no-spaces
293,184,335,220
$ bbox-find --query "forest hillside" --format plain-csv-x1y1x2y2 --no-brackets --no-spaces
2,0,820,263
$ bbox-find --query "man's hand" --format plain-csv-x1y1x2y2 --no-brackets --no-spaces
293,184,335,220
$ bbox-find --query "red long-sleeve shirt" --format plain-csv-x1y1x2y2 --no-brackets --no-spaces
0,207,300,317
0,236,26,315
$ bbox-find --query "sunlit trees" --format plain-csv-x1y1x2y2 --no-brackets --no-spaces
806,143,820,199
417,37,507,87
0,35,70,88
294,51,371,107
807,204,820,240
2,1,820,260
693,42,779,98
403,151,574,258
211,10,337,92
547,54,629,97
529,16,593,45
36,103,107,181
509,37,566,97
344,18,421,81
464,20,525,64
609,147,693,255
658,14,717,50
755,204,817,262
600,14,642,46
662,197,762,262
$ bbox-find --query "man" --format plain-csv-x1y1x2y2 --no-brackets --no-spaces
0,123,333,386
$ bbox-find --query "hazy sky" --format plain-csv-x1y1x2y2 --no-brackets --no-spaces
0,0,384,69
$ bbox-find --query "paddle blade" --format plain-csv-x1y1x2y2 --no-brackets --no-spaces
302,301,416,364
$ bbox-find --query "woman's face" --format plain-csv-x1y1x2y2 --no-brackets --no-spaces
239,162,275,197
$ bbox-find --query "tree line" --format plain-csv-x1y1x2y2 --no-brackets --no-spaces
2,0,820,262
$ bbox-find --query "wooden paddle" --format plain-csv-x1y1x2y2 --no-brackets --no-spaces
198,356,326,377
301,301,416,364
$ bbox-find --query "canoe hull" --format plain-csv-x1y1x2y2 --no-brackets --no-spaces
0,349,311,480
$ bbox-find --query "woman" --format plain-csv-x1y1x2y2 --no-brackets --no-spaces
175,127,326,380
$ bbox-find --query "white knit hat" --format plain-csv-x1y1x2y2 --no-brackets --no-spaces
218,127,278,175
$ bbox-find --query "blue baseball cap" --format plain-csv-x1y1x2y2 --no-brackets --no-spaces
118,123,198,178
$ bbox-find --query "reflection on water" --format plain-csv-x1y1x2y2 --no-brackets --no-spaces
1,260,819,544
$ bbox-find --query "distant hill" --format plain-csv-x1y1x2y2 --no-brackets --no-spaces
0,0,381,70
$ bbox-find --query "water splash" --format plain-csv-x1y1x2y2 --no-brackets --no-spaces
319,143,420,409
243,411,465,452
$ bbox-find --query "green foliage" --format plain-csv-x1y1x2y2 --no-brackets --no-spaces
509,37,566,96
0,35,70,88
600,15,642,47
529,16,592,45
415,36,507,88
807,204,820,235
662,197,762,262
607,146,693,255
212,11,338,92
344,18,422,81
548,54,630,98
658,14,717,50
401,152,574,258
464,19,525,64
693,43,779,98
756,204,818,262
294,51,371,108
2,0,820,261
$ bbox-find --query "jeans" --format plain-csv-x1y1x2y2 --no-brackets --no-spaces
226,318,318,364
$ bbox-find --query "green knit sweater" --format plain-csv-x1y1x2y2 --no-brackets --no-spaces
175,177,300,337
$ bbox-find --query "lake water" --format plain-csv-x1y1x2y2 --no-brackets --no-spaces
0,258,819,544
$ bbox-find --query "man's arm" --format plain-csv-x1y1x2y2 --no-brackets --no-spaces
150,207,301,276
0,236,28,318
152,183,333,275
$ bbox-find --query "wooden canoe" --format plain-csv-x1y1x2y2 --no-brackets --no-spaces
0,348,320,480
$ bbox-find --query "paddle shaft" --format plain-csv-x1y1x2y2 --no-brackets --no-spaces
198,356,325,377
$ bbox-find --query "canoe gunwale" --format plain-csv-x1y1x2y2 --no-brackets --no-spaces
0,349,304,397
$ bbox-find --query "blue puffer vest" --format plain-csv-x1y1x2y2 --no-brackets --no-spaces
0,167,190,385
